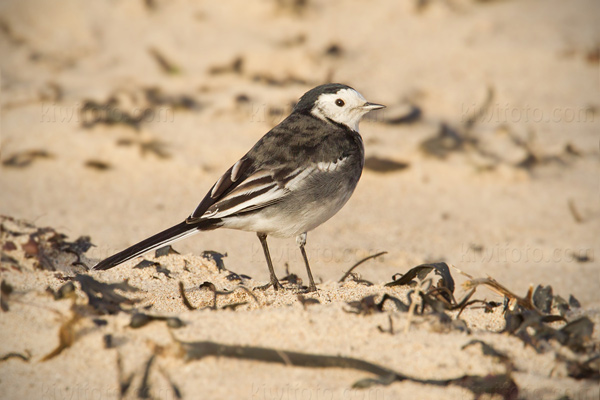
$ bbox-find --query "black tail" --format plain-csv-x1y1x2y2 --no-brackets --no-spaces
93,220,213,271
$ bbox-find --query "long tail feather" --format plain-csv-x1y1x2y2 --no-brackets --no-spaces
93,220,211,270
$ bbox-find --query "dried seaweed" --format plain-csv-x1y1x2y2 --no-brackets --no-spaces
199,281,217,297
418,86,562,170
200,250,227,271
324,43,343,57
158,367,183,399
58,235,94,268
41,312,81,361
385,263,454,290
1,280,13,311
179,281,196,311
339,251,387,283
0,351,31,362
3,241,16,251
346,295,379,315
225,272,242,281
2,149,53,168
345,273,374,286
453,374,518,400
280,272,302,286
251,73,308,87
377,315,394,334
74,274,140,314
569,295,581,309
275,0,311,16
384,264,597,360
144,88,198,110
129,313,184,329
208,56,243,75
176,339,519,398
154,245,180,258
234,93,251,104
554,295,571,316
463,276,535,310
117,353,135,397
566,355,600,380
0,18,26,45
80,99,142,129
379,293,410,312
462,340,512,370
464,86,495,131
297,294,320,309
346,293,409,315
48,281,77,300
60,235,94,255
420,123,471,159
165,317,185,328
84,160,111,171
456,298,500,318
503,305,594,353
155,265,171,278
133,259,160,270
138,355,155,399
225,272,251,282
532,284,553,313
103,334,113,349
568,199,584,223
1,252,21,271
21,234,55,270
587,47,600,64
140,138,172,159
1,220,93,271
179,340,398,379
148,48,181,75
221,302,248,311
560,317,595,350
364,156,409,173
133,259,171,278
116,137,172,159
21,236,40,257
385,262,455,307
180,281,258,311
3,212,597,394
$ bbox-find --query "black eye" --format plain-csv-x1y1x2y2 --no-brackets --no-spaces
335,99,345,107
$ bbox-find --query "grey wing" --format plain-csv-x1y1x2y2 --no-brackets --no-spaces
187,119,354,223
187,157,254,222
188,162,331,222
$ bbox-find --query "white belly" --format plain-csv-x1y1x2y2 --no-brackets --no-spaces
220,181,355,238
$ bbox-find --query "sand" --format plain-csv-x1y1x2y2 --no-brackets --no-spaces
1,0,599,399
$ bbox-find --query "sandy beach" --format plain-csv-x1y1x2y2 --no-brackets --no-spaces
1,0,599,399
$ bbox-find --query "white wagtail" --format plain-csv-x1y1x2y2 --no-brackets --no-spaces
93,83,384,291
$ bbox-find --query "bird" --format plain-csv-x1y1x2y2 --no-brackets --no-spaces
93,83,384,292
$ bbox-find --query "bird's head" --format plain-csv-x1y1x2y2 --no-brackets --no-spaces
294,83,385,132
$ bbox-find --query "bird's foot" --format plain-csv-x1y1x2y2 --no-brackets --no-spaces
254,278,284,291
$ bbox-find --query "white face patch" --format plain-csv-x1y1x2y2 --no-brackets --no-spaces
311,88,373,132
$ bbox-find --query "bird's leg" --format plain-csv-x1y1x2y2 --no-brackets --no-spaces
257,233,283,290
297,232,317,292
